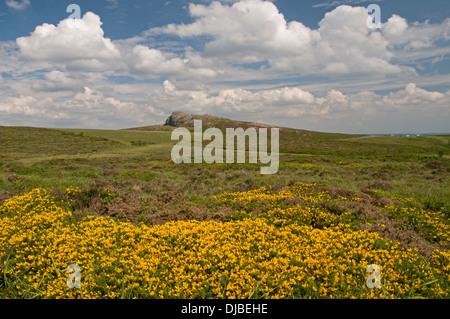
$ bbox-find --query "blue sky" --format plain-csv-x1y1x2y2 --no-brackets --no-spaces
0,0,449,133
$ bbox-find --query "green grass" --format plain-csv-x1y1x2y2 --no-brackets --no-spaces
57,128,173,146
1,124,449,208
0,126,121,158
0,124,448,227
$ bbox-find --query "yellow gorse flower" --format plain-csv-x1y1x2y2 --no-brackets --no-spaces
0,185,448,299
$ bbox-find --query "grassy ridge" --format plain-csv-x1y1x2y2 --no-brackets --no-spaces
0,126,121,158
1,124,448,210
59,128,173,146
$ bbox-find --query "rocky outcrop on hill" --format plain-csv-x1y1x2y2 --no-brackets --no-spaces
164,111,273,129
164,111,225,127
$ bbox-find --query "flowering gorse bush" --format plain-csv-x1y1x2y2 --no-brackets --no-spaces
0,185,448,299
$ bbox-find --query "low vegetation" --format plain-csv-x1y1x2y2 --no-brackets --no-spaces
0,121,449,299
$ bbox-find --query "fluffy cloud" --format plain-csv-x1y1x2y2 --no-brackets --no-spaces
70,86,166,123
31,70,82,92
1,76,448,132
151,80,449,118
149,0,450,79
153,1,401,76
153,1,316,67
0,95,68,119
0,84,168,128
12,1,450,81
15,12,217,79
125,45,186,76
69,86,156,114
156,80,448,132
150,80,317,114
156,0,317,64
383,83,448,108
314,5,399,75
383,15,450,50
16,12,121,69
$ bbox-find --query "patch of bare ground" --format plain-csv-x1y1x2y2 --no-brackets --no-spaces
66,184,232,226
424,161,444,170
0,191,15,205
340,201,443,260
145,191,232,225
297,184,444,259
232,182,253,192
314,185,372,203
283,197,309,207
366,182,393,190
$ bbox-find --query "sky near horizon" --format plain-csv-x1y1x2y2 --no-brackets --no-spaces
0,0,449,134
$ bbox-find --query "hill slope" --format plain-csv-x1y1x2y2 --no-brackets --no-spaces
128,111,450,158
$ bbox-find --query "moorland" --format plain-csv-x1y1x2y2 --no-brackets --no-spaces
0,112,449,298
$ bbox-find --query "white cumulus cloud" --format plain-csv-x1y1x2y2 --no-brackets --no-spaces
125,45,187,77
16,12,121,70
152,1,401,76
383,15,450,50
31,70,82,92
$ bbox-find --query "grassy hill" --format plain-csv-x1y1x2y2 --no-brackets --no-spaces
0,117,448,215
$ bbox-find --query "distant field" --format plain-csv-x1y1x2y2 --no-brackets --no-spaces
0,123,449,299
1,123,449,209
0,126,121,158
58,128,174,146
341,134,450,151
